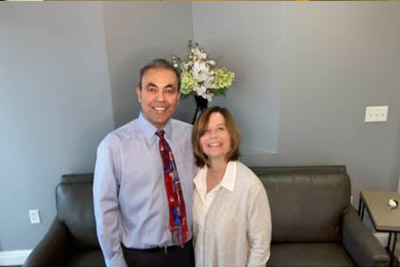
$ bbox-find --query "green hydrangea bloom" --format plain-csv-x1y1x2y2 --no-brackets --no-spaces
213,68,235,89
180,71,197,94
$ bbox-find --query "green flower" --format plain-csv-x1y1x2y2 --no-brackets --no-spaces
180,71,197,94
213,68,235,89
172,41,236,100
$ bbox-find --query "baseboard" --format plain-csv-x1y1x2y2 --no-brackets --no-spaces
0,250,31,266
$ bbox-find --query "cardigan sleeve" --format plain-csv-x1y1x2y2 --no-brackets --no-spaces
246,184,272,267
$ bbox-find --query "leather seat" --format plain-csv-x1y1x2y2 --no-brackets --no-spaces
252,165,389,267
24,174,105,267
25,166,389,266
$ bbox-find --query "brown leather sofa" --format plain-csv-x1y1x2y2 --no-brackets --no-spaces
253,165,389,267
24,166,389,266
24,174,104,266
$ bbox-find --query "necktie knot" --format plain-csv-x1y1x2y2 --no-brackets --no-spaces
155,129,165,138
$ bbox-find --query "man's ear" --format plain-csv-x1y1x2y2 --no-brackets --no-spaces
136,87,141,103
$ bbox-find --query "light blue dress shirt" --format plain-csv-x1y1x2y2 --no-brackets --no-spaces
93,113,197,267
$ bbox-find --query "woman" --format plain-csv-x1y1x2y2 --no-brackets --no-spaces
192,106,272,267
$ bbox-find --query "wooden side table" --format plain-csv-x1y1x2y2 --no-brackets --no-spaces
359,190,400,267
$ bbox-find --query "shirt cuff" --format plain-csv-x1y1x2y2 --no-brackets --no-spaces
106,252,127,267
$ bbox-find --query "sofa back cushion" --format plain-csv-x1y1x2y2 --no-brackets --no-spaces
56,174,99,249
251,166,350,243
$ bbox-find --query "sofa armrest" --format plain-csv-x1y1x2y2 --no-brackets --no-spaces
24,217,72,267
342,207,389,267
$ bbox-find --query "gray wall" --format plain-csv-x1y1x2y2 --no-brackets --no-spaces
101,1,194,127
0,2,114,250
1,1,400,251
193,2,285,154
194,2,400,206
0,1,194,251
274,2,400,204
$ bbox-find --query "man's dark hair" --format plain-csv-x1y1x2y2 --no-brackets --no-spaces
138,58,180,90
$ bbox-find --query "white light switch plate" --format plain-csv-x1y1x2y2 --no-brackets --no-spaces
29,209,41,224
365,106,388,122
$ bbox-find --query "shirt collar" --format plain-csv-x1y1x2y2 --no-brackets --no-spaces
194,161,237,194
138,112,172,143
220,161,237,192
193,167,207,199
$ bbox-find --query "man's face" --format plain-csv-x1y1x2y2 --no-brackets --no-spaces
136,68,180,129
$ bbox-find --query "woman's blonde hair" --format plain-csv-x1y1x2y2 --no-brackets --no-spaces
192,106,241,167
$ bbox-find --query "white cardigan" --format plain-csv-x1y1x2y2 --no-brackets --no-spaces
193,161,272,267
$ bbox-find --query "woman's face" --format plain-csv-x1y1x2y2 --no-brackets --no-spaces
200,112,231,162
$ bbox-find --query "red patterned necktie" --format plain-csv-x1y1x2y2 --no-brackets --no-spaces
156,130,188,248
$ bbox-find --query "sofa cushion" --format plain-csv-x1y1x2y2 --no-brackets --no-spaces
252,166,350,243
56,174,99,249
269,243,355,267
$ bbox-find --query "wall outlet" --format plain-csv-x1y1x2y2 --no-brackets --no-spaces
365,106,388,122
29,210,41,224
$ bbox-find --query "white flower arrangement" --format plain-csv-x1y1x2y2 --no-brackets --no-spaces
172,41,235,101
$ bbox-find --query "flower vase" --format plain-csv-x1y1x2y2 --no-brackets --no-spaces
192,95,208,124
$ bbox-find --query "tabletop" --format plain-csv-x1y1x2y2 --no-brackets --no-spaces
360,190,400,232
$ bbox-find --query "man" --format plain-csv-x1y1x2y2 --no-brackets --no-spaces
93,59,197,267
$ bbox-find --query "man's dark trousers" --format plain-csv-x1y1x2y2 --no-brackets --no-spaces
122,239,194,266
